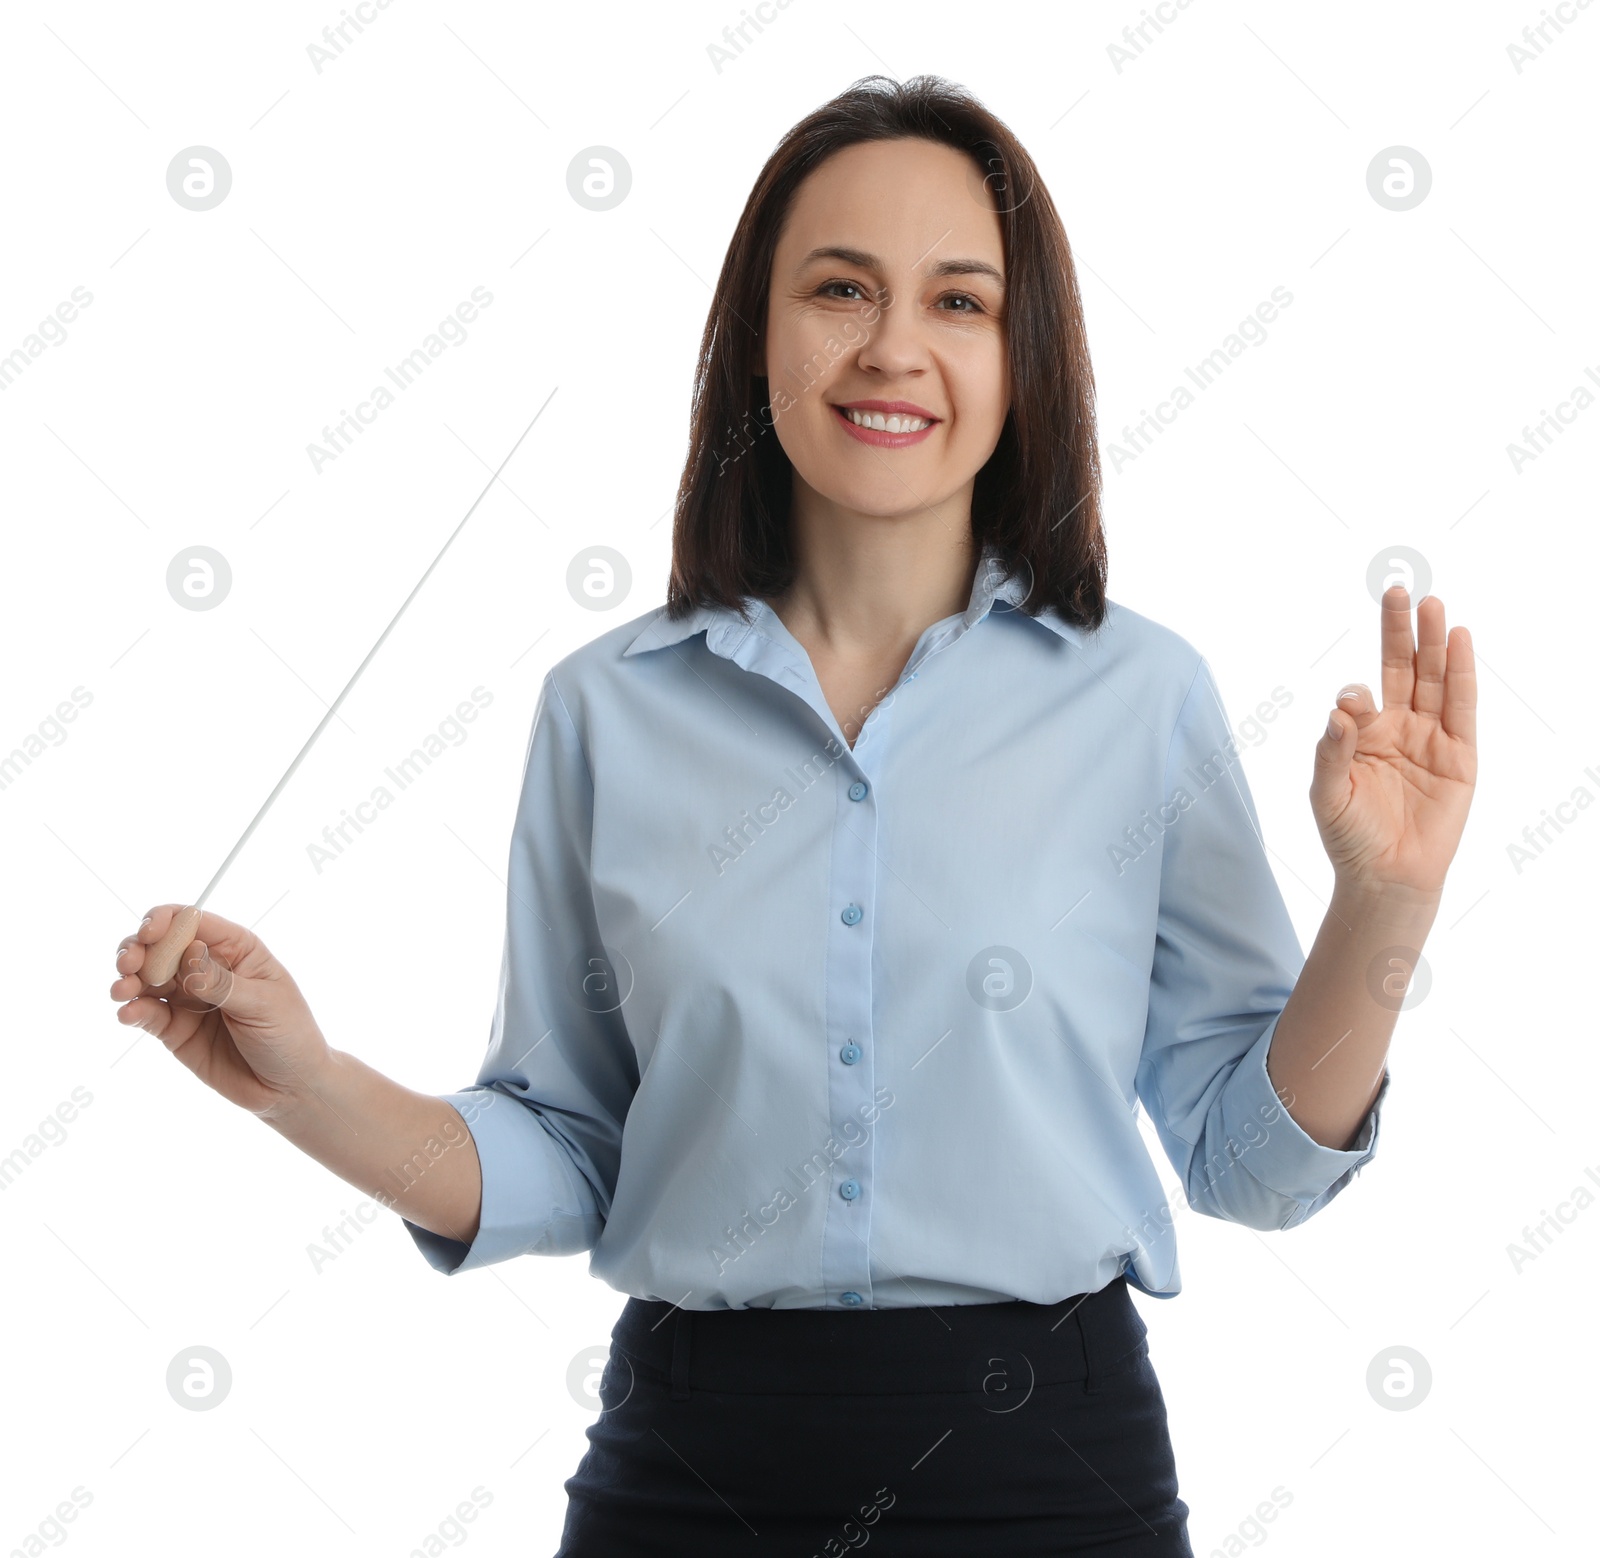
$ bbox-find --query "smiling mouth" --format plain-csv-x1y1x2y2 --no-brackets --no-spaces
831,405,939,445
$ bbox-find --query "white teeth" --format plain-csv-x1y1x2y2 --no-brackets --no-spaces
844,408,930,433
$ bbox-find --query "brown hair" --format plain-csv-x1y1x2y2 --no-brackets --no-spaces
665,73,1106,633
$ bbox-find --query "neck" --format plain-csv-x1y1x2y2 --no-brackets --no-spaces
768,479,979,659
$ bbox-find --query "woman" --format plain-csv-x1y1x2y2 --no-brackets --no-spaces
113,76,1476,1557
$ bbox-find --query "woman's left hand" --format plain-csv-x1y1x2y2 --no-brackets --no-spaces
1310,585,1477,899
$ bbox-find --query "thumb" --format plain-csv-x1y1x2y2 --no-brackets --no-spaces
1310,706,1354,819
171,940,241,1014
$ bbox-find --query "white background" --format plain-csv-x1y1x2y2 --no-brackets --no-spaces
1,1,1593,1553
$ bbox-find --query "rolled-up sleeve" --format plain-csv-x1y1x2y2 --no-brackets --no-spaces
1134,656,1389,1234
404,671,638,1274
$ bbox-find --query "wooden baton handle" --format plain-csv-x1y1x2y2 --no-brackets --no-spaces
144,905,203,989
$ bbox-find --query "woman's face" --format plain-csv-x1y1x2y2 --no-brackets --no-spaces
762,136,1009,522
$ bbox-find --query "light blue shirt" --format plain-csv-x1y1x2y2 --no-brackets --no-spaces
405,546,1388,1308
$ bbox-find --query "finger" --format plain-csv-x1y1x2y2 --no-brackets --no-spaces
1442,624,1477,747
111,941,156,1000
1335,682,1378,723
1380,585,1415,711
1413,595,1448,719
114,930,179,999
116,992,177,1044
135,905,188,944
173,941,235,1011
136,904,262,973
117,991,207,1056
1311,704,1355,817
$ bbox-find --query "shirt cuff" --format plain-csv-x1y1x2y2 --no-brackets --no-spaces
1223,1013,1390,1207
402,1087,602,1275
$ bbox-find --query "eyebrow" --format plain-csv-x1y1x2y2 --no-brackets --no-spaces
798,245,1005,288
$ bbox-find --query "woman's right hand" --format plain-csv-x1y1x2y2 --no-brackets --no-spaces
110,905,331,1121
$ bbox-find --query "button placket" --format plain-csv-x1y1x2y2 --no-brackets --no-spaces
820,719,888,1309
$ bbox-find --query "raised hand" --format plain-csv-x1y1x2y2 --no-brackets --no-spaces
1309,585,1477,898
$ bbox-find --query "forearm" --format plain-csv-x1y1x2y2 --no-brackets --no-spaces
260,1049,483,1248
1266,878,1440,1150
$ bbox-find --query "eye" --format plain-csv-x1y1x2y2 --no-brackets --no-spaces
936,291,985,314
817,279,869,301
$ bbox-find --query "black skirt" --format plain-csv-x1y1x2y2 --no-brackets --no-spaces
555,1275,1193,1557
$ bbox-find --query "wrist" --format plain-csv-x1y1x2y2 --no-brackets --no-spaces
1329,874,1442,929
257,1044,346,1131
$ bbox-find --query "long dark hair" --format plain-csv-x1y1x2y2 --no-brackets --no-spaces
666,73,1106,633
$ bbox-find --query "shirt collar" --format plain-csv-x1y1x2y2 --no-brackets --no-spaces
622,544,1082,658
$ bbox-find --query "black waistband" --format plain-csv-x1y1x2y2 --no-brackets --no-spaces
609,1277,1147,1400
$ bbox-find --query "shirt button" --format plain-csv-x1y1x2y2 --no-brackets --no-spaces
840,1291,864,1306
841,903,863,926
840,1179,861,1201
840,1043,862,1065
848,780,869,801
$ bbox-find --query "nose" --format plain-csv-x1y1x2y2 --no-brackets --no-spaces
852,277,930,379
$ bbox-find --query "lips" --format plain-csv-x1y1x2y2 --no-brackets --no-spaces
830,402,940,448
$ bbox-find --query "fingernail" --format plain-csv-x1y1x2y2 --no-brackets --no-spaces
1327,715,1342,739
